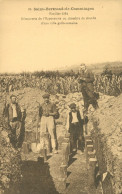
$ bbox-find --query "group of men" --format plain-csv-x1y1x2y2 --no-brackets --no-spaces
3,64,98,154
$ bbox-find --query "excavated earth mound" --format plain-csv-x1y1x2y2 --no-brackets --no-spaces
0,88,121,194
89,94,122,194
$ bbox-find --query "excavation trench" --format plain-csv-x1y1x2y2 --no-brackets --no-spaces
0,90,121,194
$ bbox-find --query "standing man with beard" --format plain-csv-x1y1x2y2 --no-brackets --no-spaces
78,64,99,113
3,95,23,148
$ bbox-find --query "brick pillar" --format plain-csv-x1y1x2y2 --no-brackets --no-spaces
86,143,94,169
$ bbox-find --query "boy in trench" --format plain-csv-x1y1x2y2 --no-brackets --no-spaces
38,93,59,154
66,103,85,153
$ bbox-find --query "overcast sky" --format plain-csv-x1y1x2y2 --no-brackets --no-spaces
0,0,122,73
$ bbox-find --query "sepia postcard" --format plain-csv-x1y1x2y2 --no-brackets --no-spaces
0,0,122,194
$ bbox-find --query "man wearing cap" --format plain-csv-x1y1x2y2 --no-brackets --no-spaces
78,64,99,112
66,103,85,153
38,93,59,154
3,95,23,148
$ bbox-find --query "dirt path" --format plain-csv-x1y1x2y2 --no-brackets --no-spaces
20,123,95,194
64,152,88,194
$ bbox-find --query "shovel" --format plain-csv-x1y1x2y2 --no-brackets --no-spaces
31,127,42,153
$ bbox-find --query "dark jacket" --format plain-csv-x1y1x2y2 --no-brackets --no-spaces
3,103,22,122
79,69,94,83
69,110,83,125
39,102,59,119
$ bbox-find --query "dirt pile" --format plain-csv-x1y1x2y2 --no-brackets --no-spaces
89,94,122,194
0,128,21,194
0,88,121,193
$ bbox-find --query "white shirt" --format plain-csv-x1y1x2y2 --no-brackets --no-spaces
71,112,79,123
11,104,17,118
66,111,80,131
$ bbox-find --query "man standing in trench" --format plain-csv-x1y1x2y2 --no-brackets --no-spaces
78,64,99,113
3,94,24,149
38,93,59,154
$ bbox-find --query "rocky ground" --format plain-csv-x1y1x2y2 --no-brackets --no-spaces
0,88,121,194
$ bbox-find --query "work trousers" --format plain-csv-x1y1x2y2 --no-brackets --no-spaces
39,116,57,150
69,122,84,152
81,83,98,111
9,120,22,148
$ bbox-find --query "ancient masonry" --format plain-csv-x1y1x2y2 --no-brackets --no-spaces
0,89,121,194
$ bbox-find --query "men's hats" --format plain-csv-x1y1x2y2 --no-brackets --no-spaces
69,103,76,109
10,94,17,99
42,93,50,99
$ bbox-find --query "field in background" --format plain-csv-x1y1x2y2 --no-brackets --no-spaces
0,61,122,97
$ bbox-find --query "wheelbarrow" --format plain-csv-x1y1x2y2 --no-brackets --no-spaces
31,127,42,153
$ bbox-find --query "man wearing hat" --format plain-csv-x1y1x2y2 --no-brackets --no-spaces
3,94,23,148
66,103,85,153
38,93,59,154
78,64,99,112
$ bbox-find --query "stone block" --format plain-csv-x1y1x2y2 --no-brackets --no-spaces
22,142,30,154
87,145,94,152
84,135,91,141
62,142,70,166
65,133,70,138
38,156,44,165
88,150,96,159
25,131,40,142
86,140,93,145
41,148,47,162
88,158,97,190
63,138,70,143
